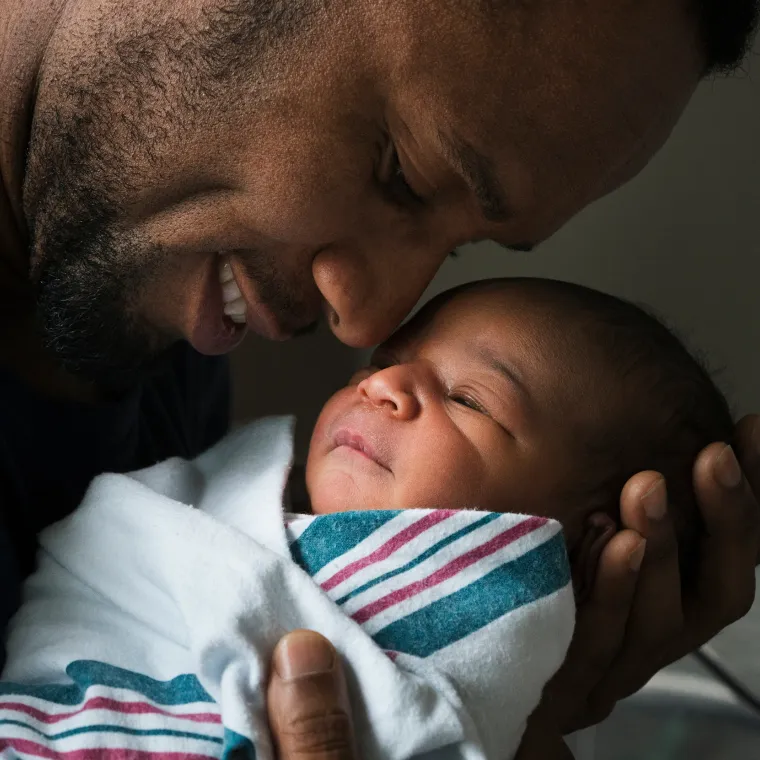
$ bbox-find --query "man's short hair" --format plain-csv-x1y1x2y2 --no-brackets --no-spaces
695,0,760,73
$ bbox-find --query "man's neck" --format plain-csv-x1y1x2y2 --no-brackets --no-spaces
0,0,101,403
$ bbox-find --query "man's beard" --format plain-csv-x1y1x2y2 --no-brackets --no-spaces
33,217,172,392
23,0,324,390
32,216,319,391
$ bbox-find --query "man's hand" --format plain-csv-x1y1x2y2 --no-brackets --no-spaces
267,630,570,760
268,630,355,760
543,414,760,733
514,712,575,760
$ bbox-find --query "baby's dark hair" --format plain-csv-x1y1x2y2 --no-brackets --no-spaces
542,280,733,583
429,278,735,583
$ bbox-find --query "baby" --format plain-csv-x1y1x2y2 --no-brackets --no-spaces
0,278,732,760
307,277,731,583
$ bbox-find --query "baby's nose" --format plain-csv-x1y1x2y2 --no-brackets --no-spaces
357,366,420,420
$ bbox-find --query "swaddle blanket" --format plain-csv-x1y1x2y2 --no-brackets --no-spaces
0,417,575,760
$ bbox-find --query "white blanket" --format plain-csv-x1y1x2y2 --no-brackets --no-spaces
1,417,575,760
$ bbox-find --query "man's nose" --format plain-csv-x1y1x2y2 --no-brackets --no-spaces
357,366,420,421
312,236,452,348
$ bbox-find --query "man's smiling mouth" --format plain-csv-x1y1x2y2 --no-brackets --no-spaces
219,257,247,325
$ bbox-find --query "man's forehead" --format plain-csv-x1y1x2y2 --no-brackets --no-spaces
381,0,701,244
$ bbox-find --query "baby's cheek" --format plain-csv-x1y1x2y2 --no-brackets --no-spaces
399,450,487,509
418,432,519,513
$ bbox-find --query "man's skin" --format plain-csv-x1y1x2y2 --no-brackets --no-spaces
2,0,759,756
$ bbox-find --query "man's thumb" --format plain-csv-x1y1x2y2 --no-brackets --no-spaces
267,630,355,760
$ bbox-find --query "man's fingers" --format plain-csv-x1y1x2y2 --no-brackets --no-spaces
574,527,642,675
515,711,576,760
590,474,682,708
687,443,759,645
548,527,642,731
267,630,355,760
618,475,682,651
734,414,760,564
735,415,760,492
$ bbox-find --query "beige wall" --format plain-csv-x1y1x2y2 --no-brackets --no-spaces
232,43,760,460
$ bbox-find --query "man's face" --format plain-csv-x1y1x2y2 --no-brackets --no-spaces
25,0,702,385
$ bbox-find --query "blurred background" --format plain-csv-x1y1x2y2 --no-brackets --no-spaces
232,42,760,757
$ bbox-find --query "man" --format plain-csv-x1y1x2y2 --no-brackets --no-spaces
1,0,759,756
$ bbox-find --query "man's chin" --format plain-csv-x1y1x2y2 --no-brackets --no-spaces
58,345,176,395
40,311,178,394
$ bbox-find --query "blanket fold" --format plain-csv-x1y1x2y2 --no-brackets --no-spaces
1,416,574,760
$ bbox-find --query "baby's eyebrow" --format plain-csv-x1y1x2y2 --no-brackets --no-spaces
471,345,530,401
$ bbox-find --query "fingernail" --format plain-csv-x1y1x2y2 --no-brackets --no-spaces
628,540,647,572
642,478,667,522
715,445,742,490
274,630,335,680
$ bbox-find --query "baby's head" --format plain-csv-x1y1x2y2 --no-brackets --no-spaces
306,278,733,583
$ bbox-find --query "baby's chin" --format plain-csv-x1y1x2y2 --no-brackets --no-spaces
307,466,392,515
304,444,397,514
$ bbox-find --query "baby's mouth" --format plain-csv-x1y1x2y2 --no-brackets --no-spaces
334,429,392,472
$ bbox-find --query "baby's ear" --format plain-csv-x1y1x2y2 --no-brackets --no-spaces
570,513,617,604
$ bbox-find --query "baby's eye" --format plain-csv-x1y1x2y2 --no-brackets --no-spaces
450,394,486,414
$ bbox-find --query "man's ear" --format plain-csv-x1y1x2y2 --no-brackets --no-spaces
571,512,617,604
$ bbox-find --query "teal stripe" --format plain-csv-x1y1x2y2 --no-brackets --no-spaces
0,661,213,705
222,728,257,760
0,719,222,744
291,511,401,576
336,513,501,605
372,531,571,658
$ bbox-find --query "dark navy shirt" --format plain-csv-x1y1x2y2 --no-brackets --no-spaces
0,343,230,665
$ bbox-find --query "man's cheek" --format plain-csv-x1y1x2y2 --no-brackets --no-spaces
252,188,351,244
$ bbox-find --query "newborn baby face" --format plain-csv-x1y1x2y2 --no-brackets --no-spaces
306,283,600,537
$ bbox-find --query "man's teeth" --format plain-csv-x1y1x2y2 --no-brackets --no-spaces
219,259,247,325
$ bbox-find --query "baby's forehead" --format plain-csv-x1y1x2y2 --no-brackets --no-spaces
382,282,614,403
385,284,567,353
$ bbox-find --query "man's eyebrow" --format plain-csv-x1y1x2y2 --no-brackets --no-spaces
438,129,511,224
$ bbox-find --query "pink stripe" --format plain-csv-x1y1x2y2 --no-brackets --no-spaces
321,511,455,592
0,737,216,760
352,516,548,624
0,698,221,726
